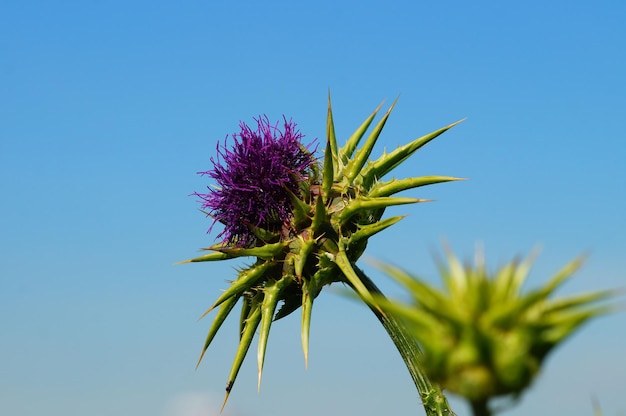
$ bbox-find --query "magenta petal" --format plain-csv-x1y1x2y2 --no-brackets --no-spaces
194,116,315,246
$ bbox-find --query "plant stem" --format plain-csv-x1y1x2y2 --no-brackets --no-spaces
470,400,491,416
355,266,454,416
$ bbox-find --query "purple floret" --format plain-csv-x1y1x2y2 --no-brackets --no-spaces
195,116,315,246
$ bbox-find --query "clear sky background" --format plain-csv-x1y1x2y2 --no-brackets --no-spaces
1,1,625,415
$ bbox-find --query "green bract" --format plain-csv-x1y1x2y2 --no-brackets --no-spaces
183,95,463,411
373,247,617,415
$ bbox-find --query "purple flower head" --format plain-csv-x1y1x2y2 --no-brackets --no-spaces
195,116,316,246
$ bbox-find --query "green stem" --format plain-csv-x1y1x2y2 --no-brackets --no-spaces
470,400,491,416
355,266,454,416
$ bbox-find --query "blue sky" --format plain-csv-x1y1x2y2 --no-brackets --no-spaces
1,1,625,415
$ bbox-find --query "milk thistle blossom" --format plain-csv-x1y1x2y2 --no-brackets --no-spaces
184,96,463,415
194,116,315,246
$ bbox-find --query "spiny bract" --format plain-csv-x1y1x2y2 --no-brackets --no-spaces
373,247,617,407
183,95,463,409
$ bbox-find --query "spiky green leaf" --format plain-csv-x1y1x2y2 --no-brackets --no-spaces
344,99,397,183
369,176,464,198
363,119,464,188
222,302,262,412
217,242,288,260
257,276,292,390
337,196,424,224
205,262,274,313
338,101,384,165
349,215,405,245
326,92,339,180
179,251,235,263
333,247,377,307
196,295,240,368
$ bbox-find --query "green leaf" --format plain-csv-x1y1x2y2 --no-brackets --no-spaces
222,301,262,412
326,92,339,179
511,256,586,316
205,262,274,313
373,259,463,326
348,215,405,244
217,242,288,260
285,187,313,226
322,134,335,202
248,225,281,243
196,295,240,368
373,294,442,332
344,99,397,183
369,176,464,198
294,236,316,278
542,289,618,315
363,119,464,187
337,196,424,224
540,306,615,345
490,258,528,304
179,251,235,263
338,101,384,165
301,274,319,368
311,195,327,233
333,247,376,307
438,247,468,298
257,276,292,390
542,256,587,294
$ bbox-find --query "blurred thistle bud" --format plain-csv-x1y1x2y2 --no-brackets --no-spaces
372,246,619,415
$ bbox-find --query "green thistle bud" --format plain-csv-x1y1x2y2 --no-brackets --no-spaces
184,95,463,410
373,247,618,415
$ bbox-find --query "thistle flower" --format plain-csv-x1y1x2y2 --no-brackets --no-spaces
194,116,315,246
183,96,463,414
373,247,618,416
